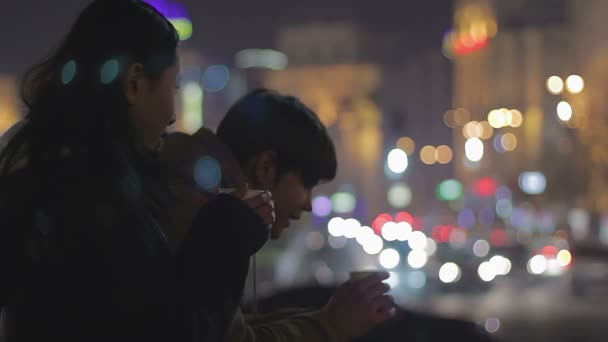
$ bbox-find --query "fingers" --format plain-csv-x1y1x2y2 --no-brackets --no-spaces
232,183,248,199
351,272,390,297
243,190,272,209
361,282,391,302
371,295,396,322
254,202,275,226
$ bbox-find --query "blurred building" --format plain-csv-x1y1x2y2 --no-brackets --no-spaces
265,22,453,221
449,0,584,204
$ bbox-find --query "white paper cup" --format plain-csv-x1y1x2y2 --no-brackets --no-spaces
218,188,267,200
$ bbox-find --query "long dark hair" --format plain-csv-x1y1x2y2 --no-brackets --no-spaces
0,0,178,178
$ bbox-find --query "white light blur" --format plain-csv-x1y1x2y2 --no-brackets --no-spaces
519,172,547,195
387,148,409,174
387,183,413,208
385,272,400,288
379,248,401,269
473,239,490,257
485,318,501,333
395,222,413,241
546,76,564,95
465,138,484,162
566,75,584,94
235,49,288,70
490,255,512,276
557,101,573,122
327,217,345,237
545,258,563,276
487,109,507,129
343,218,361,239
408,231,428,251
425,238,438,256
439,262,462,283
407,250,428,269
527,255,548,275
408,271,426,289
381,222,399,241
362,234,384,255
478,261,496,282
355,226,375,246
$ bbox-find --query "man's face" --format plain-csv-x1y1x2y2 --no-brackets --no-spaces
266,172,313,239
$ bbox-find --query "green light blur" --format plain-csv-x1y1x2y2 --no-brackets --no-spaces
437,179,464,201
169,18,193,41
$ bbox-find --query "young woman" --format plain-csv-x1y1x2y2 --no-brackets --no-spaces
0,1,272,341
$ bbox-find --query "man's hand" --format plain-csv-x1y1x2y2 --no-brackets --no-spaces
231,183,275,227
324,271,396,340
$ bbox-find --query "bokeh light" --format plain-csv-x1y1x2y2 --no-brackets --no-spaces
61,60,77,85
420,145,437,165
436,179,464,201
435,145,453,164
528,255,548,275
408,231,428,251
557,101,573,122
485,318,501,334
509,109,523,127
235,49,288,70
501,133,517,151
182,82,204,133
407,250,428,269
203,65,230,92
546,76,564,95
396,137,416,155
169,18,193,41
439,262,461,283
362,234,384,255
463,121,483,139
566,75,584,94
387,182,412,208
328,217,345,237
193,156,222,191
458,209,476,229
379,248,401,269
478,261,496,282
488,109,507,128
312,195,332,217
493,134,505,153
453,108,471,126
387,148,409,173
100,59,120,84
305,231,325,251
443,110,457,128
496,198,513,218
475,178,498,197
331,192,356,213
465,138,484,162
479,121,494,139
490,255,512,275
408,271,426,289
519,172,547,195
473,239,490,257
557,249,572,267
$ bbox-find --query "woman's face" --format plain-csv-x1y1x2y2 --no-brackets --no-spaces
126,51,181,150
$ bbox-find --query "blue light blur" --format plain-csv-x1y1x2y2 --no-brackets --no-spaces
193,156,222,191
203,65,230,92
458,208,476,229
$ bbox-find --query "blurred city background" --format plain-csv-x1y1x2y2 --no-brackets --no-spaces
3,0,608,341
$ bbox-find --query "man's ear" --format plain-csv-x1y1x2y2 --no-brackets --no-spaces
123,62,145,105
252,150,277,188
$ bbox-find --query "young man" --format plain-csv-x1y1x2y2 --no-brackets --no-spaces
163,89,395,342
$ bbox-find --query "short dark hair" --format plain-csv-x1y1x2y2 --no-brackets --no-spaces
216,88,337,187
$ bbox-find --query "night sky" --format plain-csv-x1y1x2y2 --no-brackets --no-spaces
0,0,453,74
